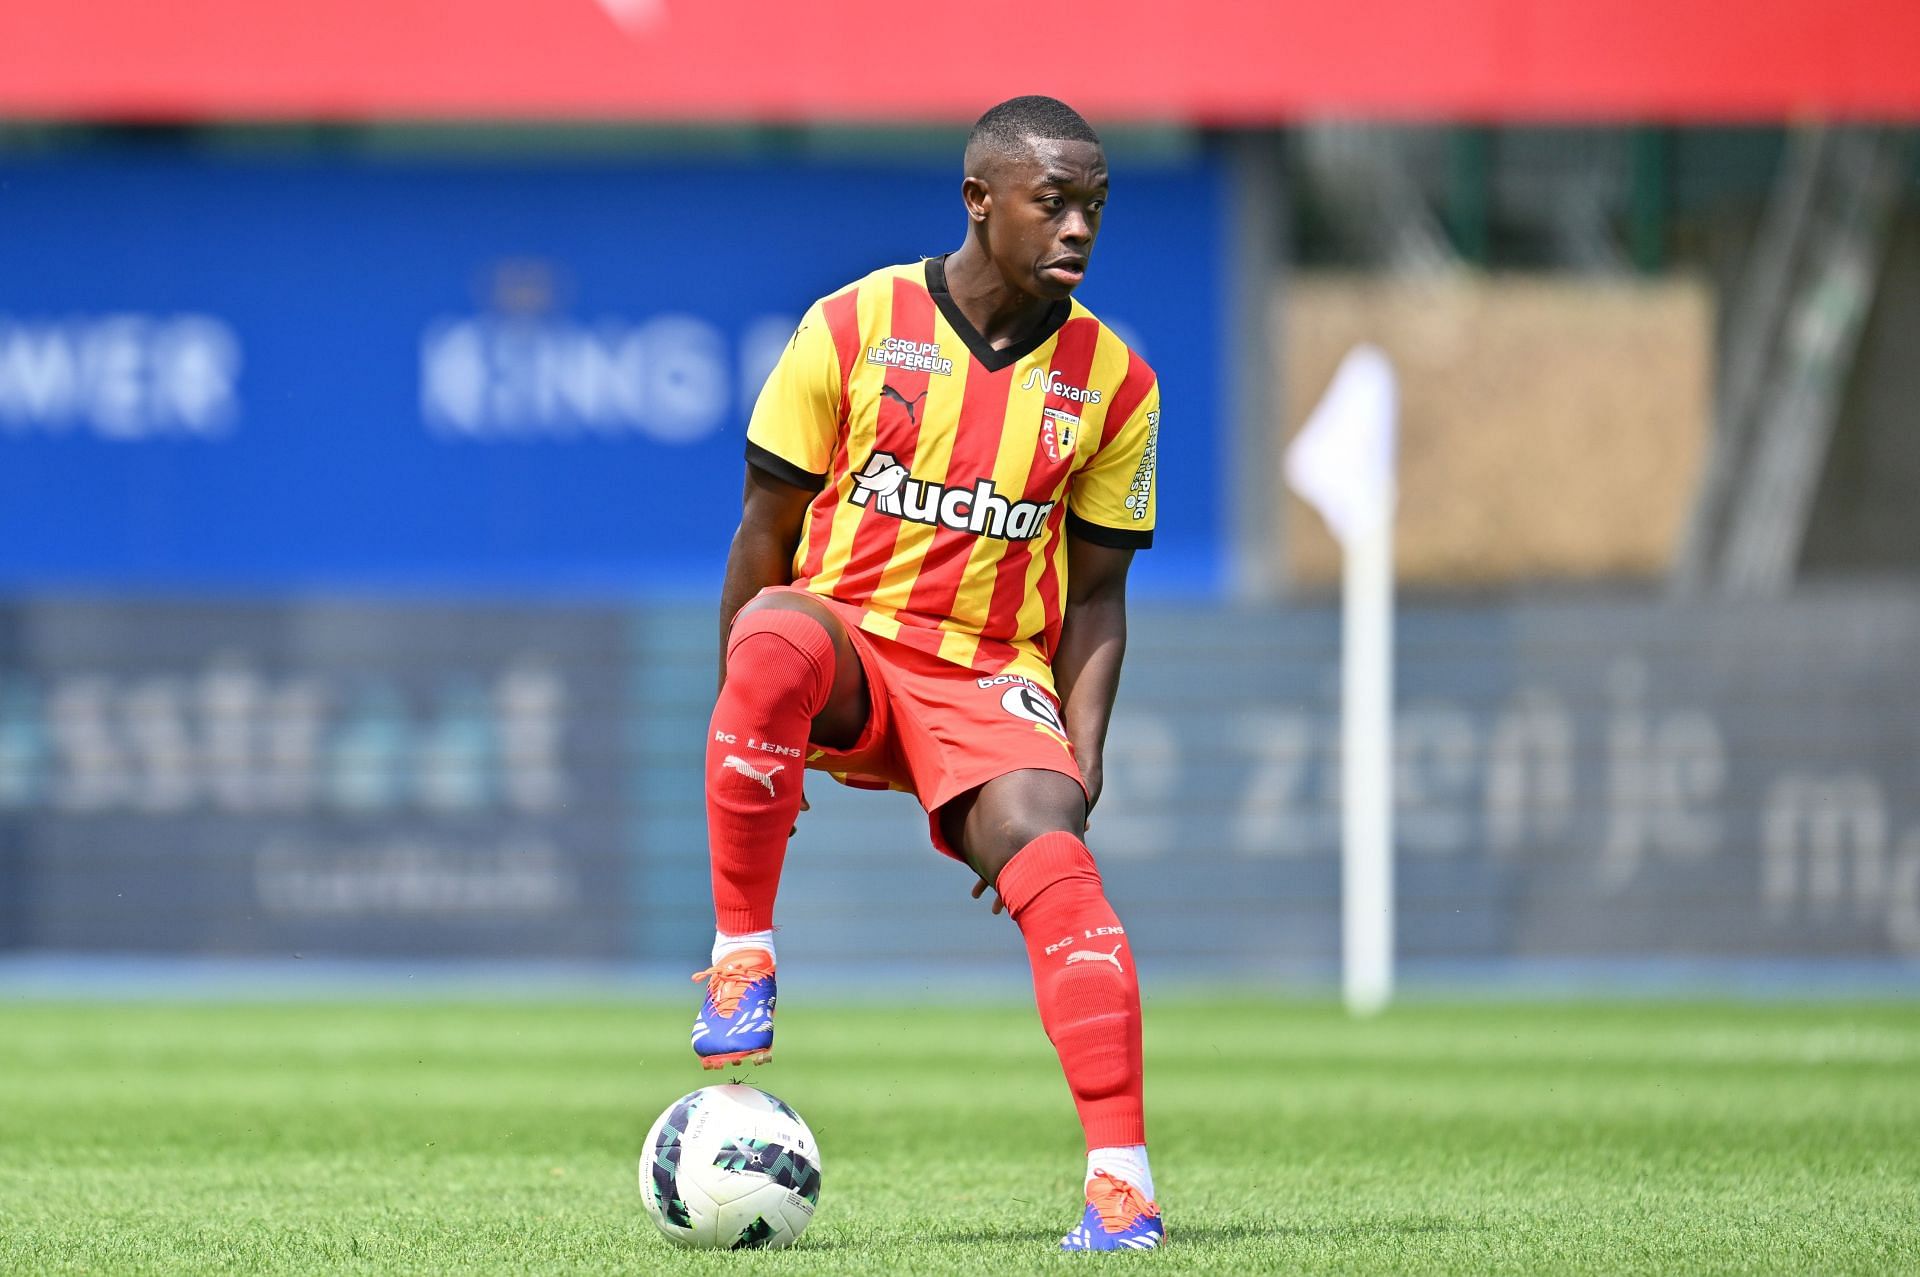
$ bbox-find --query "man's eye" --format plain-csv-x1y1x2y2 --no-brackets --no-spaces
1043,196,1064,210
1089,200,1105,214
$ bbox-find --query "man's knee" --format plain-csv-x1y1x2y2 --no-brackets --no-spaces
975,822,1076,884
987,827,1106,924
730,592,836,660
953,770,1091,884
729,591,870,749
723,602,837,715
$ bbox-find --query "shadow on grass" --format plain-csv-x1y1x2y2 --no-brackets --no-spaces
933,1216,1481,1247
931,1227,1065,1245
929,1222,1282,1247
1275,1215,1488,1241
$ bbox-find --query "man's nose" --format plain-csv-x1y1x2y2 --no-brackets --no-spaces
1060,210,1092,245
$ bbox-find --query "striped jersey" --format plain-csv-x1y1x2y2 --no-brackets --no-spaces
746,256,1160,690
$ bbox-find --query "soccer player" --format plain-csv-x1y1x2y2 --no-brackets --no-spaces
692,95,1164,1252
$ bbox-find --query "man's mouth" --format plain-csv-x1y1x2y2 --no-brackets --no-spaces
1041,257,1087,286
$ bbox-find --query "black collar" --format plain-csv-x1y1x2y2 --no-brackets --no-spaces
924,255,1072,374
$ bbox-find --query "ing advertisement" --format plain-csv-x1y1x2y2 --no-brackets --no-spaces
0,149,1228,596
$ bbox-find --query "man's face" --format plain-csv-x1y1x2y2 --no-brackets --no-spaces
979,137,1108,301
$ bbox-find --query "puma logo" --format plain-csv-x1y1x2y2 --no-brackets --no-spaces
881,384,928,425
722,754,785,796
1065,943,1124,970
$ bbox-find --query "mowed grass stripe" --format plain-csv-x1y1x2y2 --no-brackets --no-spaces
1,1000,1915,1274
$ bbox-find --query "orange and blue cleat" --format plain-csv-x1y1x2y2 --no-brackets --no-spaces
1060,1171,1165,1252
689,949,777,1069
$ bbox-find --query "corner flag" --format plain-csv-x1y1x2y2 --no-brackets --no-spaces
1286,344,1398,1016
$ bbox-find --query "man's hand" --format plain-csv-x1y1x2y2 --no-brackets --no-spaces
970,874,1008,916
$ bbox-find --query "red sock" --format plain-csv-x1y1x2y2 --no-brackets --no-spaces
706,608,835,935
996,832,1146,1150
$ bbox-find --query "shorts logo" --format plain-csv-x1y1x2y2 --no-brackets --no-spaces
1000,684,1065,735
849,451,1056,541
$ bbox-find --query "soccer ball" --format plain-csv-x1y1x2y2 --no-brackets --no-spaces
639,1084,822,1249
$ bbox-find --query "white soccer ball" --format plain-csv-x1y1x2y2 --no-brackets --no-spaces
639,1084,822,1250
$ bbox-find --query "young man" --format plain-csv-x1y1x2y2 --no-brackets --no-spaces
693,95,1164,1252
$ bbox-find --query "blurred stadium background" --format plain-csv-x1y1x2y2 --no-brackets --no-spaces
1,0,1918,999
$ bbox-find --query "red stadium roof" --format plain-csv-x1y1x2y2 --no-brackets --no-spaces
2,0,1917,123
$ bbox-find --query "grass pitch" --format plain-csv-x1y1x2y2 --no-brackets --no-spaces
1,996,1916,1274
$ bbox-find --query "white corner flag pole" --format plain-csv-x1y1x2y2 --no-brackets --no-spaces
1284,345,1398,1018
1341,513,1394,1017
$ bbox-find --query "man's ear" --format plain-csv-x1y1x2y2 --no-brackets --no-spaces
962,175,991,223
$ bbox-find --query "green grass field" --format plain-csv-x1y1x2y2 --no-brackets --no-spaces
2,997,1916,1274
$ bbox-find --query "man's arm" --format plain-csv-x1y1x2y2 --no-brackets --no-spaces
1051,533,1136,821
718,466,815,691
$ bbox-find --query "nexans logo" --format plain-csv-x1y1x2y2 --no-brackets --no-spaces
1020,365,1102,404
848,451,1056,541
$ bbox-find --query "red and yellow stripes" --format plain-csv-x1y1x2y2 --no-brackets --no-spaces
1026,340,1157,660
793,285,864,585
897,311,1022,666
787,266,1149,692
973,315,1102,670
832,275,939,608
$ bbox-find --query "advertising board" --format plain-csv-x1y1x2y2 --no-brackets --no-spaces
0,151,1227,595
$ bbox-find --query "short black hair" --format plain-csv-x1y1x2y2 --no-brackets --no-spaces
965,95,1101,173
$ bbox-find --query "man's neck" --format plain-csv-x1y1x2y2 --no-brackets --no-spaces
942,243,1055,351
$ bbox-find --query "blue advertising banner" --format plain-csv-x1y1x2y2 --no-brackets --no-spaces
0,148,1227,596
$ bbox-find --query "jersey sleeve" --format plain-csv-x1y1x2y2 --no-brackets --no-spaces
1066,380,1159,549
745,300,843,490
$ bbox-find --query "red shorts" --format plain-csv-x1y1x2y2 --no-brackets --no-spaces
760,588,1088,860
